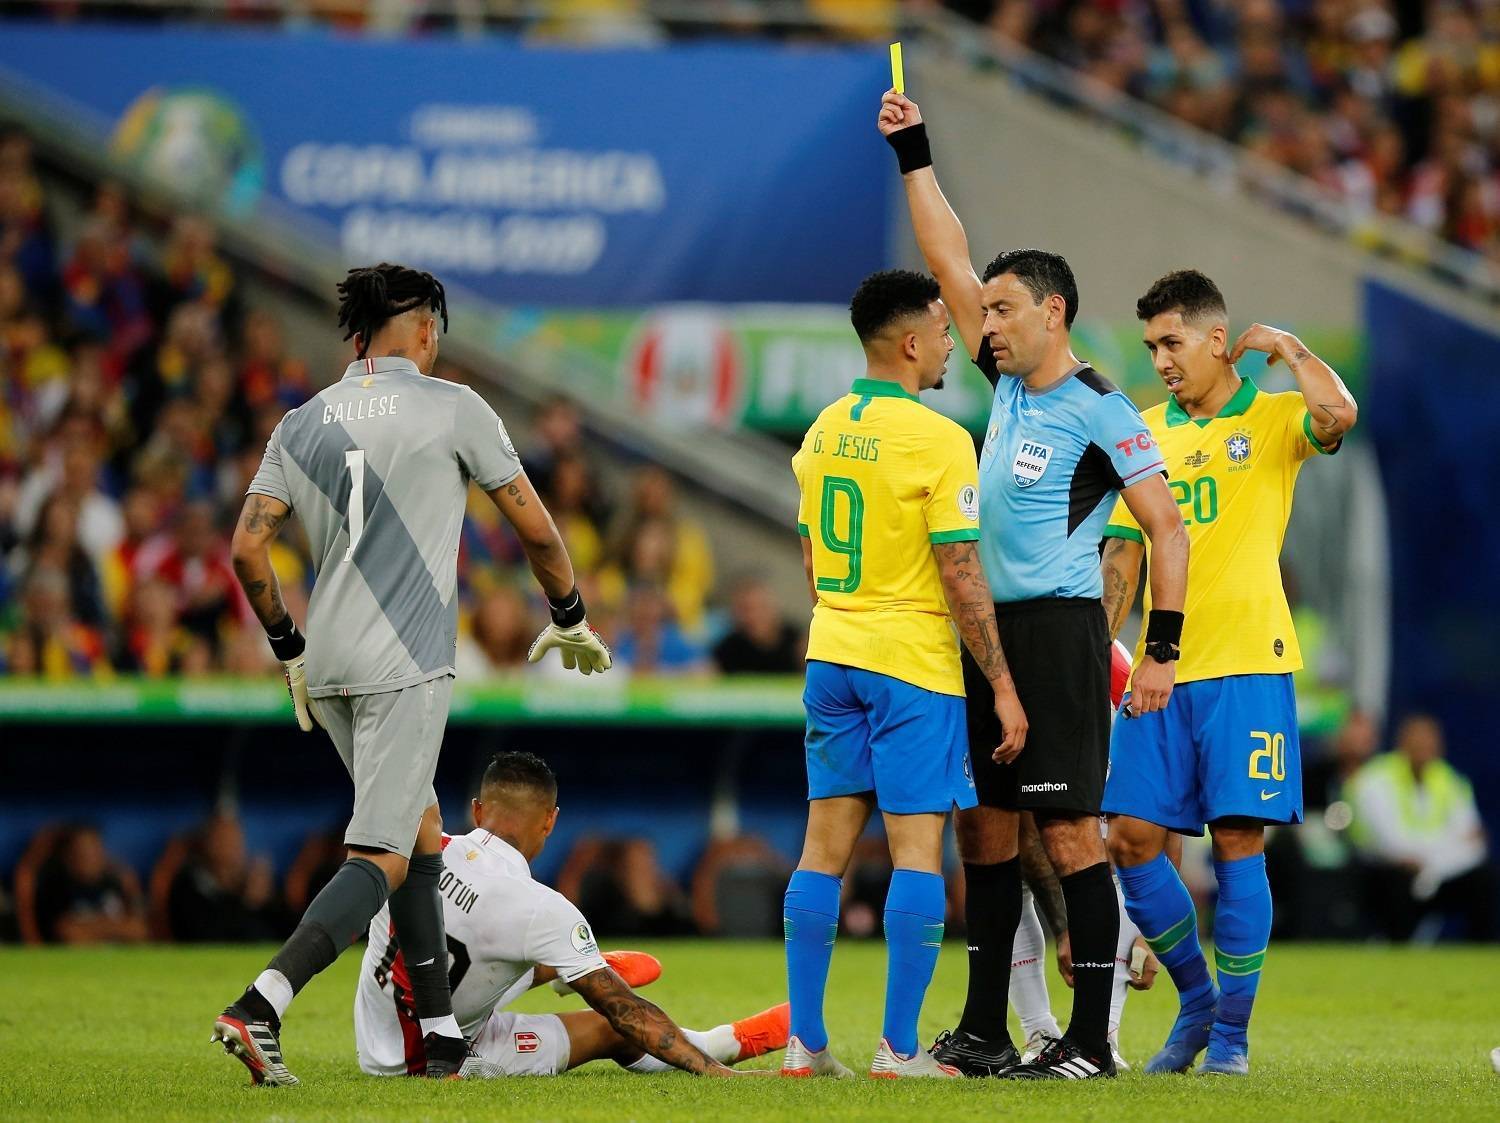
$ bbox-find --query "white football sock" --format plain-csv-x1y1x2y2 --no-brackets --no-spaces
621,1026,734,1073
420,1014,462,1040
1110,874,1139,1035
253,969,294,1020
1009,887,1060,1038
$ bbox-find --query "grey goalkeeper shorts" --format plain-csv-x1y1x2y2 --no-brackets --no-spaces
310,674,452,859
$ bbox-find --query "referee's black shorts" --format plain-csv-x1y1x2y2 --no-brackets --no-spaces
962,596,1111,815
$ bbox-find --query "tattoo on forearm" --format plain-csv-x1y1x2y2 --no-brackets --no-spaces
571,968,718,1074
506,482,527,507
1018,823,1067,935
935,541,1010,683
1314,401,1347,436
1100,538,1138,641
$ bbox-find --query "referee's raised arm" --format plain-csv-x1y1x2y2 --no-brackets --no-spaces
878,91,986,367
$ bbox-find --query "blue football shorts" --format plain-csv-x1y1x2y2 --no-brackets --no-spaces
1103,672,1303,835
802,660,977,815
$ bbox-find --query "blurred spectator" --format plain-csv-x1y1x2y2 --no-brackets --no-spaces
132,500,250,646
712,575,803,674
33,825,147,944
117,575,210,676
691,835,793,937
4,567,111,678
557,837,695,937
457,584,535,677
1307,707,1379,807
525,395,610,527
604,466,713,632
1349,714,1496,941
840,835,894,939
167,813,279,942
15,432,123,571
612,582,708,675
541,452,604,573
14,493,107,626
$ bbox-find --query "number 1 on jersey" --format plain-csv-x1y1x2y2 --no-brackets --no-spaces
344,448,365,560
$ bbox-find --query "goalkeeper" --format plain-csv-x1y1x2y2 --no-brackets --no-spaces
212,262,610,1088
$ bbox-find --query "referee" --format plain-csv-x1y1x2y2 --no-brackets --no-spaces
879,91,1189,1080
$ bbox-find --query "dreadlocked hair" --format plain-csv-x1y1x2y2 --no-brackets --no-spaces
336,263,448,358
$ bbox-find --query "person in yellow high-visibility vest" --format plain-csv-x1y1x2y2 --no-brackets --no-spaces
1348,715,1495,941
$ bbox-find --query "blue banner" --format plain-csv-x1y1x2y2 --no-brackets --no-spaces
1364,279,1500,840
0,26,889,305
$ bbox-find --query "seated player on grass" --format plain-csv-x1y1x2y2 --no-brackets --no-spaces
354,752,787,1078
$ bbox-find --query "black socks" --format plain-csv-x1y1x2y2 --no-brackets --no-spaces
956,858,1022,1044
1058,861,1119,1059
387,852,455,1021
268,857,389,995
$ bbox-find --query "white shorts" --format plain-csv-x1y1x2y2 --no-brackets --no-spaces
470,1011,572,1077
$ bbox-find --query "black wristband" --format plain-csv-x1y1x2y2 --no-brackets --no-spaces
547,588,587,629
1145,609,1184,648
265,615,306,662
884,122,933,175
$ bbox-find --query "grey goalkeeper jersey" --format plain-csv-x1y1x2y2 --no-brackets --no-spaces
248,356,522,698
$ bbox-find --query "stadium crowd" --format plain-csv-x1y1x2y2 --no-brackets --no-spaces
0,126,806,681
949,0,1500,263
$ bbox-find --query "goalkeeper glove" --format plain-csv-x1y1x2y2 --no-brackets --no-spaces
528,588,612,675
266,616,316,732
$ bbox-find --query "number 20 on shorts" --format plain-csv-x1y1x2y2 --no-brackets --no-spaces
1249,730,1286,781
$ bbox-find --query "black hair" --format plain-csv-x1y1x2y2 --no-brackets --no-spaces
849,269,941,344
480,751,557,804
1135,269,1228,325
335,262,448,358
981,249,1080,328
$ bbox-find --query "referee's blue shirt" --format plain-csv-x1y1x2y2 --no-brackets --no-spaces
974,348,1164,603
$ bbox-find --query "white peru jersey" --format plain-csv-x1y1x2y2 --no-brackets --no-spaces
354,829,605,1075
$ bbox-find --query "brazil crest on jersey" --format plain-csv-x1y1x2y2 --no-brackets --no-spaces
794,378,981,697
1104,377,1337,686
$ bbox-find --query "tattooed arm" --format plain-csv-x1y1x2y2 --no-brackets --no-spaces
1100,535,1144,642
487,471,575,599
231,493,292,629
1017,812,1068,937
569,967,734,1076
1230,324,1358,446
933,539,1028,761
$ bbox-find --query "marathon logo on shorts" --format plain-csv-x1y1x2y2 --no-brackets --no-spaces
1012,441,1053,488
1021,781,1069,793
515,1031,540,1053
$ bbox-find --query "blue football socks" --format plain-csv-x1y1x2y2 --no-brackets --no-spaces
1208,853,1272,1062
880,869,946,1057
783,869,841,1053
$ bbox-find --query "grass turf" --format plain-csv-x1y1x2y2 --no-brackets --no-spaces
1,941,1496,1121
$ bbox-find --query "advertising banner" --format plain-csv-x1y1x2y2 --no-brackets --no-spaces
473,302,1363,434
0,26,890,305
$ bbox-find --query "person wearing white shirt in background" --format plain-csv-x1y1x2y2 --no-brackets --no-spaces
1348,714,1495,942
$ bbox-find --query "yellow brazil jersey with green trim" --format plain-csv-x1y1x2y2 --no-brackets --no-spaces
794,378,981,697
1104,378,1336,686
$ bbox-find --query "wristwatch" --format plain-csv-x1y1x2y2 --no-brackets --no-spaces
1144,640,1180,664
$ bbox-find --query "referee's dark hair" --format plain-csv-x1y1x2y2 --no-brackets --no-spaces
336,262,448,358
1135,269,1228,325
849,269,942,344
981,249,1080,328
480,751,558,806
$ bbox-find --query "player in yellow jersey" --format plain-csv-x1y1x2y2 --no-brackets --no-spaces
780,270,1027,1081
1098,271,1358,1077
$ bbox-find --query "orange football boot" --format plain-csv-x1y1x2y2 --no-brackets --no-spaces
732,1002,791,1063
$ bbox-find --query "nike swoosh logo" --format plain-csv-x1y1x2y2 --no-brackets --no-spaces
1259,791,1281,801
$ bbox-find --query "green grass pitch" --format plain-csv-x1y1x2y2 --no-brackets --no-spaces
3,941,1497,1121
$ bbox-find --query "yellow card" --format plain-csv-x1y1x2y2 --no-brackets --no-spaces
890,41,904,94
